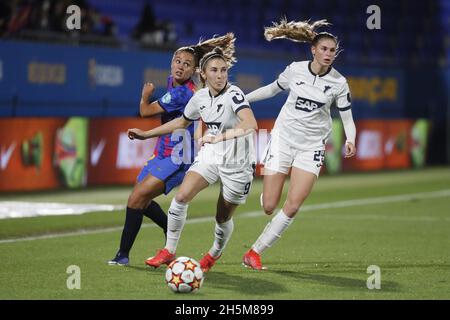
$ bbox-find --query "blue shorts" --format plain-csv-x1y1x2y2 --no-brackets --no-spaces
136,155,190,195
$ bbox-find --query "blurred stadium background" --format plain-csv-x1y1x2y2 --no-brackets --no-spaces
0,0,449,300
0,0,449,193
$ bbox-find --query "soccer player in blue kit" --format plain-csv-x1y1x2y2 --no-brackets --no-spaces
108,33,236,266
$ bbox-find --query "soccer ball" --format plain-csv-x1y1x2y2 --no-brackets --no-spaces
165,256,204,293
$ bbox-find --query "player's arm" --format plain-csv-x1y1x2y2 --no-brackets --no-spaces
139,83,165,117
339,109,356,158
128,117,192,140
201,108,258,145
193,119,204,141
246,81,283,103
246,65,291,103
336,81,356,158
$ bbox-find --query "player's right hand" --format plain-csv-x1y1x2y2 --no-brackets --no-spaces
141,82,155,98
127,128,148,140
344,141,356,158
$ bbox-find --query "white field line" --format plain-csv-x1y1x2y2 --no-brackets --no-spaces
1,189,449,244
0,202,126,219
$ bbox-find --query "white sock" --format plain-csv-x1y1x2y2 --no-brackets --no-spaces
165,198,188,254
252,209,294,254
208,219,234,258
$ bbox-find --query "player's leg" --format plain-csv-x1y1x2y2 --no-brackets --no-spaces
261,168,287,214
243,135,291,269
129,174,167,233
141,163,189,240
108,174,165,266
259,132,291,214
166,171,210,251
282,167,317,217
145,171,210,268
201,163,253,272
244,163,318,270
254,167,317,253
200,192,239,272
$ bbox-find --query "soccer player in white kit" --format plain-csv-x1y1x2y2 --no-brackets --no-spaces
128,46,258,272
242,19,357,270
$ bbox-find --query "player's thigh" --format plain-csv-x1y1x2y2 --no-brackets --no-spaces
283,167,317,217
262,169,287,212
175,171,210,203
128,174,165,208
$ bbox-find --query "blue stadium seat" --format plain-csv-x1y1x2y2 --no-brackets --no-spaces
81,0,438,65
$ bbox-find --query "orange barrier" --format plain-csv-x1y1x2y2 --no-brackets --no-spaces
0,118,424,192
343,119,413,171
0,118,67,191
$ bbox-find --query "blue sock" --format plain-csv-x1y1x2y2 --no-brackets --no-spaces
118,207,144,256
143,201,167,235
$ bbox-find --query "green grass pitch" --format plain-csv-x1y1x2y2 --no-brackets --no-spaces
1,167,449,299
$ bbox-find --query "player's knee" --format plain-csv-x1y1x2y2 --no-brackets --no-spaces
283,199,303,216
215,215,229,224
262,202,277,215
260,194,275,214
174,191,191,204
127,189,147,209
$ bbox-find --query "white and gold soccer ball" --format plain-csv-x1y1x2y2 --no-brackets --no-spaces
165,257,204,293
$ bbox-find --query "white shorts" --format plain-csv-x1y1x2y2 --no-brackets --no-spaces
262,134,325,177
188,158,255,205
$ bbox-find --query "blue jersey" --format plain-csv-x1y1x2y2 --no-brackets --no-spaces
154,76,196,161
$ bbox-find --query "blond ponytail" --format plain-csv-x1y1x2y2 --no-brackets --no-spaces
264,18,331,43
176,32,236,68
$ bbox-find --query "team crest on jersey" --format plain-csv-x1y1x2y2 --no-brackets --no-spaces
161,92,171,104
295,96,325,112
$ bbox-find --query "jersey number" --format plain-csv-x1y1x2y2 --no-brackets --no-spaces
243,182,251,195
313,150,325,168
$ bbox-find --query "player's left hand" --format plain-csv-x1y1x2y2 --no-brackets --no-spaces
127,128,148,140
141,82,155,98
344,141,356,158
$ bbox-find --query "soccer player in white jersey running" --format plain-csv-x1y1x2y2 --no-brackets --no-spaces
127,46,258,273
242,19,357,270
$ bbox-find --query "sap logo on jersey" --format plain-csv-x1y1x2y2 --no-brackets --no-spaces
295,97,325,112
205,122,222,134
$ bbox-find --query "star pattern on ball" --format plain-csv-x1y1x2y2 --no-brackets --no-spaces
171,274,183,288
184,260,197,271
191,278,201,290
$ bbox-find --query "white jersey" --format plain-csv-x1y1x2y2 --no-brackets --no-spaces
273,61,352,150
183,84,256,166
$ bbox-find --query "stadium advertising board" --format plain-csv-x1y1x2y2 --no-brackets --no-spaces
1,41,404,120
0,117,88,191
0,117,428,191
342,119,427,171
